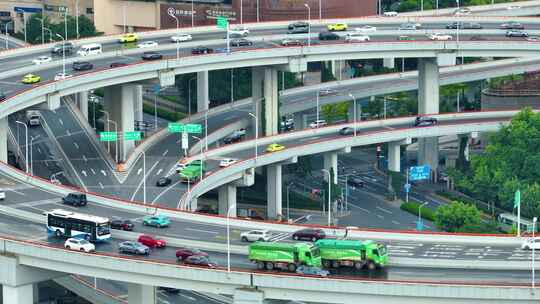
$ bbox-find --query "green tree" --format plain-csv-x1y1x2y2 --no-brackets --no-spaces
435,201,482,232
16,13,101,44
321,101,348,123
321,62,336,83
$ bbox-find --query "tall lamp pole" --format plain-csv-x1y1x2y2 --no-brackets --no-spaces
227,204,236,273
4,21,12,49
30,135,40,175
55,34,66,76
319,0,322,20
322,169,332,226
316,90,320,126
15,121,28,174
348,93,358,136
188,77,196,117
304,4,311,47
418,201,429,230
99,110,111,152
286,181,295,221
169,14,180,61
192,136,204,181
142,151,146,204
36,17,44,44
191,0,195,27
76,0,80,39
240,0,243,24
533,217,537,290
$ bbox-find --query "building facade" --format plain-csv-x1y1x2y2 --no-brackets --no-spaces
95,0,377,34
0,0,93,34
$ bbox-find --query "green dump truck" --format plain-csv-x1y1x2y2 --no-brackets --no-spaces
316,239,388,270
248,241,322,272
180,165,203,183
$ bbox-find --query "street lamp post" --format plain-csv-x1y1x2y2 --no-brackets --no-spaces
226,204,236,273
418,201,429,230
44,27,53,43
316,91,320,126
248,112,258,161
30,135,40,175
304,4,311,47
55,34,66,76
256,0,260,23
319,0,322,20
322,169,332,226
230,69,234,103
205,111,208,151
123,2,127,33
108,119,118,163
286,181,295,221
142,151,146,204
533,217,537,289
15,121,28,174
4,21,12,49
240,0,243,24
348,93,358,136
191,0,195,27
99,110,111,152
75,0,80,39
169,14,180,61
192,136,203,181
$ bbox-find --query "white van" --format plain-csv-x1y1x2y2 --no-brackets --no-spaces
26,110,41,126
383,11,398,17
77,43,102,56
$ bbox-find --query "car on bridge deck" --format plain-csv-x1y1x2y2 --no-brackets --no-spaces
64,238,95,253
183,255,217,268
428,33,453,41
138,234,166,248
171,33,193,42
32,56,52,65
266,143,285,152
176,247,208,261
292,228,326,242
522,237,540,250
110,218,134,231
54,73,73,81
62,192,87,207
318,31,340,41
72,61,93,71
141,51,163,60
142,215,170,228
219,158,238,167
230,38,254,47
21,74,41,84
414,116,438,127
118,241,150,255
0,190,5,200
156,177,172,187
119,33,138,43
355,25,376,32
309,120,327,128
281,39,304,46
500,21,525,30
339,127,354,136
241,230,271,242
191,46,214,54
137,41,159,48
327,23,348,31
229,26,250,37
506,30,528,38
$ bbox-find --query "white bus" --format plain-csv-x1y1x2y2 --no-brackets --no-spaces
497,213,539,233
77,43,102,56
45,209,111,242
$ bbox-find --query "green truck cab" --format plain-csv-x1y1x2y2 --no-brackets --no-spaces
179,163,204,182
248,241,321,272
316,239,388,270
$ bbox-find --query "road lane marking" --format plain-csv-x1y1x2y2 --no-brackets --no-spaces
81,170,87,177
82,155,87,162
130,160,160,201
376,214,384,219
185,228,219,234
391,220,400,225
98,182,104,189
73,142,79,149
137,168,142,175
59,119,64,125
348,203,370,213
90,168,96,175
13,199,58,208
162,149,169,156
376,206,393,214
36,147,42,154
151,180,182,205
156,168,163,176
101,170,107,176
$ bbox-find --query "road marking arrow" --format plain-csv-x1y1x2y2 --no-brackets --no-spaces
137,168,142,175
101,170,107,176
81,170,87,177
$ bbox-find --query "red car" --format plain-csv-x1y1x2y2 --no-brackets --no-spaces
175,247,208,262
137,235,166,248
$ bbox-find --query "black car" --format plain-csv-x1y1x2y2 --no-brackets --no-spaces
158,287,180,294
319,31,340,41
500,22,525,30
62,192,87,207
156,177,172,187
72,61,93,71
0,90,5,101
223,133,242,144
506,30,528,37
110,218,134,231
347,177,365,188
339,127,354,135
110,62,129,68
230,38,253,47
191,46,214,54
445,22,482,29
224,33,244,39
51,42,74,55
414,116,437,127
141,51,163,60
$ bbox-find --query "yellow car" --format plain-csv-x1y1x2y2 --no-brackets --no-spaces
119,33,138,43
327,23,348,31
266,143,285,152
21,74,41,84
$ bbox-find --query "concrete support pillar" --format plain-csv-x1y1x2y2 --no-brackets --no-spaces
264,67,279,136
418,58,440,178
267,164,282,219
252,67,264,136
197,71,209,112
233,288,267,304
388,142,401,173
383,57,395,69
104,84,141,162
218,184,237,217
77,91,89,119
128,283,155,304
0,117,7,162
323,152,338,184
459,134,471,162
418,58,440,115
331,60,345,80
293,112,306,130
133,85,143,123
3,284,33,304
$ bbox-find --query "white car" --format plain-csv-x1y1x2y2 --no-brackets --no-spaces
137,41,159,48
219,158,238,167
241,230,271,242
64,238,95,253
54,73,73,81
0,190,5,200
171,34,193,43
507,5,521,10
428,33,453,41
232,128,247,137
521,237,540,250
309,120,327,128
32,56,52,65
345,34,370,42
229,26,250,36
355,25,376,32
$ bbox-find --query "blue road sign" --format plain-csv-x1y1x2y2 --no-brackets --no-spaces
409,165,431,181
153,84,161,94
14,6,42,13
416,220,424,231
404,183,411,193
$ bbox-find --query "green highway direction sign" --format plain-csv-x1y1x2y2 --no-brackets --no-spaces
99,132,117,142
168,123,201,134
124,131,142,141
217,17,228,29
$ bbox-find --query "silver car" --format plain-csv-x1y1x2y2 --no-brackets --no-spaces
118,241,150,255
